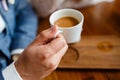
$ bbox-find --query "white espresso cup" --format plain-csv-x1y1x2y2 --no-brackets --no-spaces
49,9,84,44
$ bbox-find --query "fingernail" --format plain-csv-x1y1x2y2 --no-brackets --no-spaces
51,26,57,32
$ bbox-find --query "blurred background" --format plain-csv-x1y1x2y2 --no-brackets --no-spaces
36,0,120,80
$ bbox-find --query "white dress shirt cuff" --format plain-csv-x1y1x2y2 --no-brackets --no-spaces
11,49,24,55
2,62,23,80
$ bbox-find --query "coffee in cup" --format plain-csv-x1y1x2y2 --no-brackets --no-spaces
50,9,84,44
54,16,79,28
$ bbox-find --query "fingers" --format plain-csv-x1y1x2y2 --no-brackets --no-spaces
31,25,68,69
34,26,58,45
46,33,68,56
41,45,68,71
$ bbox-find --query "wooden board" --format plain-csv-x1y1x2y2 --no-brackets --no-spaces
58,35,120,69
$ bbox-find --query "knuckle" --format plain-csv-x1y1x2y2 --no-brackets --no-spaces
45,62,56,70
40,29,51,39
41,53,50,60
40,47,53,60
40,31,46,38
60,38,67,47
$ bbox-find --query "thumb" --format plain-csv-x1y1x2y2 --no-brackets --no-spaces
34,26,58,45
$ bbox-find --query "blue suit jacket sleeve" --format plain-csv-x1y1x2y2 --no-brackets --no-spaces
0,63,4,80
0,71,4,80
10,0,38,51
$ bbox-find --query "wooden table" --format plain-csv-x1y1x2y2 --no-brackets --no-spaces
38,0,120,80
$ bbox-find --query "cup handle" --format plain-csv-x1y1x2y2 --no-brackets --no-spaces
54,30,63,38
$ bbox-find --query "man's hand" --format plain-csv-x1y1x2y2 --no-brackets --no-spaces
14,26,68,80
